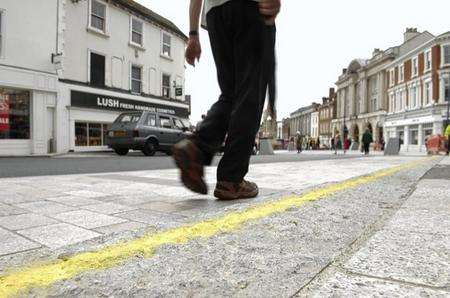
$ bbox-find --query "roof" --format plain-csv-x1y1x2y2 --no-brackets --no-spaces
112,0,188,41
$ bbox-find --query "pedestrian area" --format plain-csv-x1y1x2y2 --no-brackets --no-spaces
0,156,448,297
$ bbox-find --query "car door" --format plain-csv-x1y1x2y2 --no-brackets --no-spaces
140,112,157,138
157,115,177,148
172,117,187,143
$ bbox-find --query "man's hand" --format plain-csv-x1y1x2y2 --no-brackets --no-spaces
259,0,281,25
185,36,201,66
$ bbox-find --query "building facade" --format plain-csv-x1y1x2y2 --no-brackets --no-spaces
290,103,319,138
318,88,336,147
0,0,59,155
332,29,435,150
310,111,319,139
0,0,188,155
385,31,450,152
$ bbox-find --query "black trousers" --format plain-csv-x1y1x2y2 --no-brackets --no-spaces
194,0,276,183
363,143,370,155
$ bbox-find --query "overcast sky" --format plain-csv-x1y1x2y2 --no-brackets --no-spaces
137,0,450,123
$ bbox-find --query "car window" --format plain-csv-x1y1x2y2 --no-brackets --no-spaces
159,116,172,128
117,113,141,123
174,118,185,130
145,114,156,127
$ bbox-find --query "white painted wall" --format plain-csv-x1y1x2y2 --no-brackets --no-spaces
62,0,186,99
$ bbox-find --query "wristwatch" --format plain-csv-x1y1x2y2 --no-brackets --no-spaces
189,30,199,36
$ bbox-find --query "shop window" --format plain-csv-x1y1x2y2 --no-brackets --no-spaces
131,65,142,94
409,125,419,145
75,122,88,146
422,123,433,144
0,89,30,140
396,128,404,145
90,0,106,32
162,74,171,98
75,122,110,147
90,52,105,86
89,123,102,146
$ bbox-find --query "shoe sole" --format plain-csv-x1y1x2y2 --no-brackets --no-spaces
213,188,258,200
173,144,207,195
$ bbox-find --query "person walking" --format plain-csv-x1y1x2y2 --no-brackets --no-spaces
173,0,280,200
362,129,373,155
296,133,302,154
445,123,450,155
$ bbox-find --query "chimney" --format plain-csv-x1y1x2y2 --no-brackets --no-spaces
372,48,381,57
404,28,420,42
322,97,327,104
329,88,335,98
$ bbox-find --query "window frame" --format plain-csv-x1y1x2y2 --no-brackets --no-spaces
130,64,143,94
412,56,419,77
130,16,144,48
441,44,450,67
161,31,172,58
389,68,395,87
399,64,405,83
424,49,432,71
162,73,171,99
88,0,108,35
424,80,432,106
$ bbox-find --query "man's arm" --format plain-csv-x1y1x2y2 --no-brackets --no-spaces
259,0,281,25
186,0,202,66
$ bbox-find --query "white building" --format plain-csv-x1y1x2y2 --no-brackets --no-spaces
310,111,319,139
0,0,189,155
385,31,450,152
0,0,59,155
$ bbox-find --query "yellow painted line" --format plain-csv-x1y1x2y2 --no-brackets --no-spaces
0,159,431,297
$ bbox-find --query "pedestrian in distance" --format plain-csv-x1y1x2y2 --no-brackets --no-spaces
173,0,281,200
296,133,302,154
362,129,373,155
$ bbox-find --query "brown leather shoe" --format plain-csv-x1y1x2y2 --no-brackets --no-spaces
173,139,207,195
214,180,259,200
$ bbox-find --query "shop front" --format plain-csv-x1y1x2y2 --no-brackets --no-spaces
384,107,446,152
66,88,190,152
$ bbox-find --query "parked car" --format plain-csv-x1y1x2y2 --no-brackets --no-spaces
106,111,191,156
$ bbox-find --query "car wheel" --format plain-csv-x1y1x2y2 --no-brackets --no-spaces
114,148,129,156
142,140,156,156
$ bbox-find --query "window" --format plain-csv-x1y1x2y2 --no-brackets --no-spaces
422,123,433,144
90,0,106,32
159,116,172,128
0,89,30,140
90,52,105,86
424,81,432,105
443,45,450,65
131,18,143,46
145,114,156,127
410,85,418,108
75,122,110,147
370,75,378,112
117,113,141,123
412,57,418,77
174,118,185,130
396,127,404,145
409,125,419,145
390,93,395,112
425,50,432,71
399,65,404,82
389,69,395,86
162,33,171,57
444,77,450,102
162,74,171,98
131,65,142,94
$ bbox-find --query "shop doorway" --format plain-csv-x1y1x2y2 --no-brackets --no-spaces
46,107,55,153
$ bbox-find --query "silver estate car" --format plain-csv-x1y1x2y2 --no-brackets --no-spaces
106,111,191,156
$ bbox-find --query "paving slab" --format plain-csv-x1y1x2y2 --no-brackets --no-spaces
299,271,450,298
51,210,128,229
0,203,27,216
17,223,101,249
116,209,187,229
94,221,149,235
81,202,138,215
0,213,58,231
15,201,77,215
0,228,41,256
46,196,103,207
64,190,108,198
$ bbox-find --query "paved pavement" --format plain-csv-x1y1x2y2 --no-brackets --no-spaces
0,155,447,297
